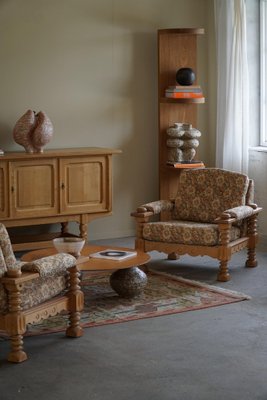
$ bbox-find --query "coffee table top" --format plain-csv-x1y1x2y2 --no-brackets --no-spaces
21,244,150,271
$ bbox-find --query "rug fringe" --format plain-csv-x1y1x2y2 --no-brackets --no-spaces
148,268,251,300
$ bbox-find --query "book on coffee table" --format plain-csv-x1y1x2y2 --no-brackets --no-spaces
89,249,137,261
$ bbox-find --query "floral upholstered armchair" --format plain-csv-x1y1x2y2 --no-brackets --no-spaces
0,223,84,363
131,168,262,282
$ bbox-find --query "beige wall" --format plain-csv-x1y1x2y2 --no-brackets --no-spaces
0,0,215,240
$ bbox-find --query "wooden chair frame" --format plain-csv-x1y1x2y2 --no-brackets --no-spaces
0,264,84,363
132,203,262,282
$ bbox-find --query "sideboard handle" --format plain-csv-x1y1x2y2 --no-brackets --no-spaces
11,186,15,193
61,183,65,190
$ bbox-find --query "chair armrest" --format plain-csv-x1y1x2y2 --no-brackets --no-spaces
0,261,39,288
224,205,262,221
1,270,40,284
21,253,76,278
131,200,174,217
2,260,26,278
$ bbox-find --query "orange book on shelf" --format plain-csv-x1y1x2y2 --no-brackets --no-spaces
167,161,205,169
167,85,201,90
165,92,203,99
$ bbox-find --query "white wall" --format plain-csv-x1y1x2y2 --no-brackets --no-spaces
249,149,267,245
0,0,214,240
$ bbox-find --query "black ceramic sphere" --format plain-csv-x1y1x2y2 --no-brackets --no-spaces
176,68,196,86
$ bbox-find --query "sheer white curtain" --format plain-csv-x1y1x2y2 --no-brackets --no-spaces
214,0,249,174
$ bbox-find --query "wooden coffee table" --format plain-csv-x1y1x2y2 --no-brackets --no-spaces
21,245,150,298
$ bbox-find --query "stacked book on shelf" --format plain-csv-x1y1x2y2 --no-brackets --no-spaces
165,85,203,99
167,160,205,169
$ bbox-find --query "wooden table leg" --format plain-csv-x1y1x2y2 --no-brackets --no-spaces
66,265,84,337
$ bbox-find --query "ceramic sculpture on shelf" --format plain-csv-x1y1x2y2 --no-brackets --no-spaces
166,123,201,162
13,109,53,153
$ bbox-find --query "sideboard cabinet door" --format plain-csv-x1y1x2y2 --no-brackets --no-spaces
0,161,8,218
10,159,58,218
60,156,111,214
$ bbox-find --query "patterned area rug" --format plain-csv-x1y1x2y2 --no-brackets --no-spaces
1,270,250,337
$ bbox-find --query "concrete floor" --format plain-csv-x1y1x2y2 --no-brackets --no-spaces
1,237,267,400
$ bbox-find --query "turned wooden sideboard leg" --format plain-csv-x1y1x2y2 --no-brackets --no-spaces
66,265,84,338
79,222,88,241
61,222,69,236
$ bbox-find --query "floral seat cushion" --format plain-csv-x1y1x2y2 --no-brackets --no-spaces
0,274,67,313
143,220,241,246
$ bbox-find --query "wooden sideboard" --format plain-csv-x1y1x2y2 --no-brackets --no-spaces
0,147,121,251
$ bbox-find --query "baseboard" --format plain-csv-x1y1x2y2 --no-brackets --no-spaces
89,229,136,241
89,231,267,249
258,234,267,251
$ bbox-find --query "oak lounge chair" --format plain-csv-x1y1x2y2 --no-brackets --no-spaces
131,168,262,282
0,223,84,363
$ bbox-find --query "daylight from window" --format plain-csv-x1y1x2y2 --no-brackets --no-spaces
260,0,267,146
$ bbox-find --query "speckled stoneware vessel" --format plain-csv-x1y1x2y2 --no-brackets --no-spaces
13,109,53,153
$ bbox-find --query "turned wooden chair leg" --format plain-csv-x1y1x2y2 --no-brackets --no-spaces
7,333,27,363
217,260,230,282
168,252,180,260
246,247,258,268
217,215,232,282
66,265,84,338
4,280,27,363
246,215,258,268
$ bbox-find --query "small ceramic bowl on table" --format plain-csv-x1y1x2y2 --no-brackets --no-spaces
53,237,85,258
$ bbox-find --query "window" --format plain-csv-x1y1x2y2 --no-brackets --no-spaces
260,0,267,146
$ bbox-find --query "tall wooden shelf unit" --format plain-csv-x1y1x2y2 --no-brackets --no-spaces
158,28,205,200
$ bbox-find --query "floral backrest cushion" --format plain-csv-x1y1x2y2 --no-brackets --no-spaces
0,246,7,277
173,168,250,223
246,179,254,204
0,223,16,269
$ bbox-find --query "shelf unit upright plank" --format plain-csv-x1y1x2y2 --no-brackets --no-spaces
158,28,205,201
